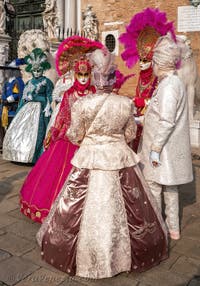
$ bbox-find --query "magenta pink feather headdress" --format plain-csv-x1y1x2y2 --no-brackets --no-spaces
119,8,176,68
56,35,103,76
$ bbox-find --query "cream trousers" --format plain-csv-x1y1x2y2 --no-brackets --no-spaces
147,181,179,233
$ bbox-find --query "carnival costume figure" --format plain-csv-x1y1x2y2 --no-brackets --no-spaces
45,36,102,136
36,48,168,278
45,70,74,136
138,34,193,240
2,48,54,163
119,8,176,152
0,59,25,150
1,59,25,130
19,36,102,223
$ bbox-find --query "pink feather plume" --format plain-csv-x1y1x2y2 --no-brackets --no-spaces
119,8,176,69
114,69,135,90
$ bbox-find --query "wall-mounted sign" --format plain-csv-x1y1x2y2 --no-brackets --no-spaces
178,5,200,32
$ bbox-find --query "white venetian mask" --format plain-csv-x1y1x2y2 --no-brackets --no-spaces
139,59,152,71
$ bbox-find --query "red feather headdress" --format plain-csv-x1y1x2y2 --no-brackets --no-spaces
56,35,103,76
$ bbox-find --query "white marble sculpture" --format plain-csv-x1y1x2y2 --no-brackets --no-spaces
0,42,9,94
82,4,98,41
177,35,199,121
43,0,58,40
0,44,7,65
177,35,200,147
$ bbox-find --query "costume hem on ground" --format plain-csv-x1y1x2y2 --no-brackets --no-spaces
19,139,77,223
37,165,168,279
20,199,48,223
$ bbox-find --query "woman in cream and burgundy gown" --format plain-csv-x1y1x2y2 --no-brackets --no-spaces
36,48,168,278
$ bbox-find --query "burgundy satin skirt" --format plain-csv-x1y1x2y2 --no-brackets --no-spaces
130,124,143,153
39,166,168,278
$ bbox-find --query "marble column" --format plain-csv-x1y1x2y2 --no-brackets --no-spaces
64,0,78,36
0,34,11,97
76,0,81,34
56,0,64,39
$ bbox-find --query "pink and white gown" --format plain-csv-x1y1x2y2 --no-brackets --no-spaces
19,82,96,223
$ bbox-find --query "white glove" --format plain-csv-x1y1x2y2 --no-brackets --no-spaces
150,151,161,167
145,98,151,106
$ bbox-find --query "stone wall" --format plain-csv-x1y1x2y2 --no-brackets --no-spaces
81,0,200,97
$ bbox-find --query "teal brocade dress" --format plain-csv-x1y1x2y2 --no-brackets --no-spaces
3,76,54,163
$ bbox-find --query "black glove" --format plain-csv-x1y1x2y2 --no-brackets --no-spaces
2,99,9,106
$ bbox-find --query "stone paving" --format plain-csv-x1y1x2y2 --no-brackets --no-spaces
0,150,200,286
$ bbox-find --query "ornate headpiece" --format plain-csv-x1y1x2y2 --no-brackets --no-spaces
153,33,181,70
88,48,117,88
24,48,51,73
119,8,176,68
137,26,160,62
56,35,103,76
74,58,92,74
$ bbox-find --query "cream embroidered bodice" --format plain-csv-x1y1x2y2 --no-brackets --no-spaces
67,92,140,170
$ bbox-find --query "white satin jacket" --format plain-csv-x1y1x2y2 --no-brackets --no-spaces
138,73,193,185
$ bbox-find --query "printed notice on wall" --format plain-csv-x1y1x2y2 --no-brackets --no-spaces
178,6,200,32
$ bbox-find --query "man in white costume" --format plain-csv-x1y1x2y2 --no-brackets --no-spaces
138,34,193,240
